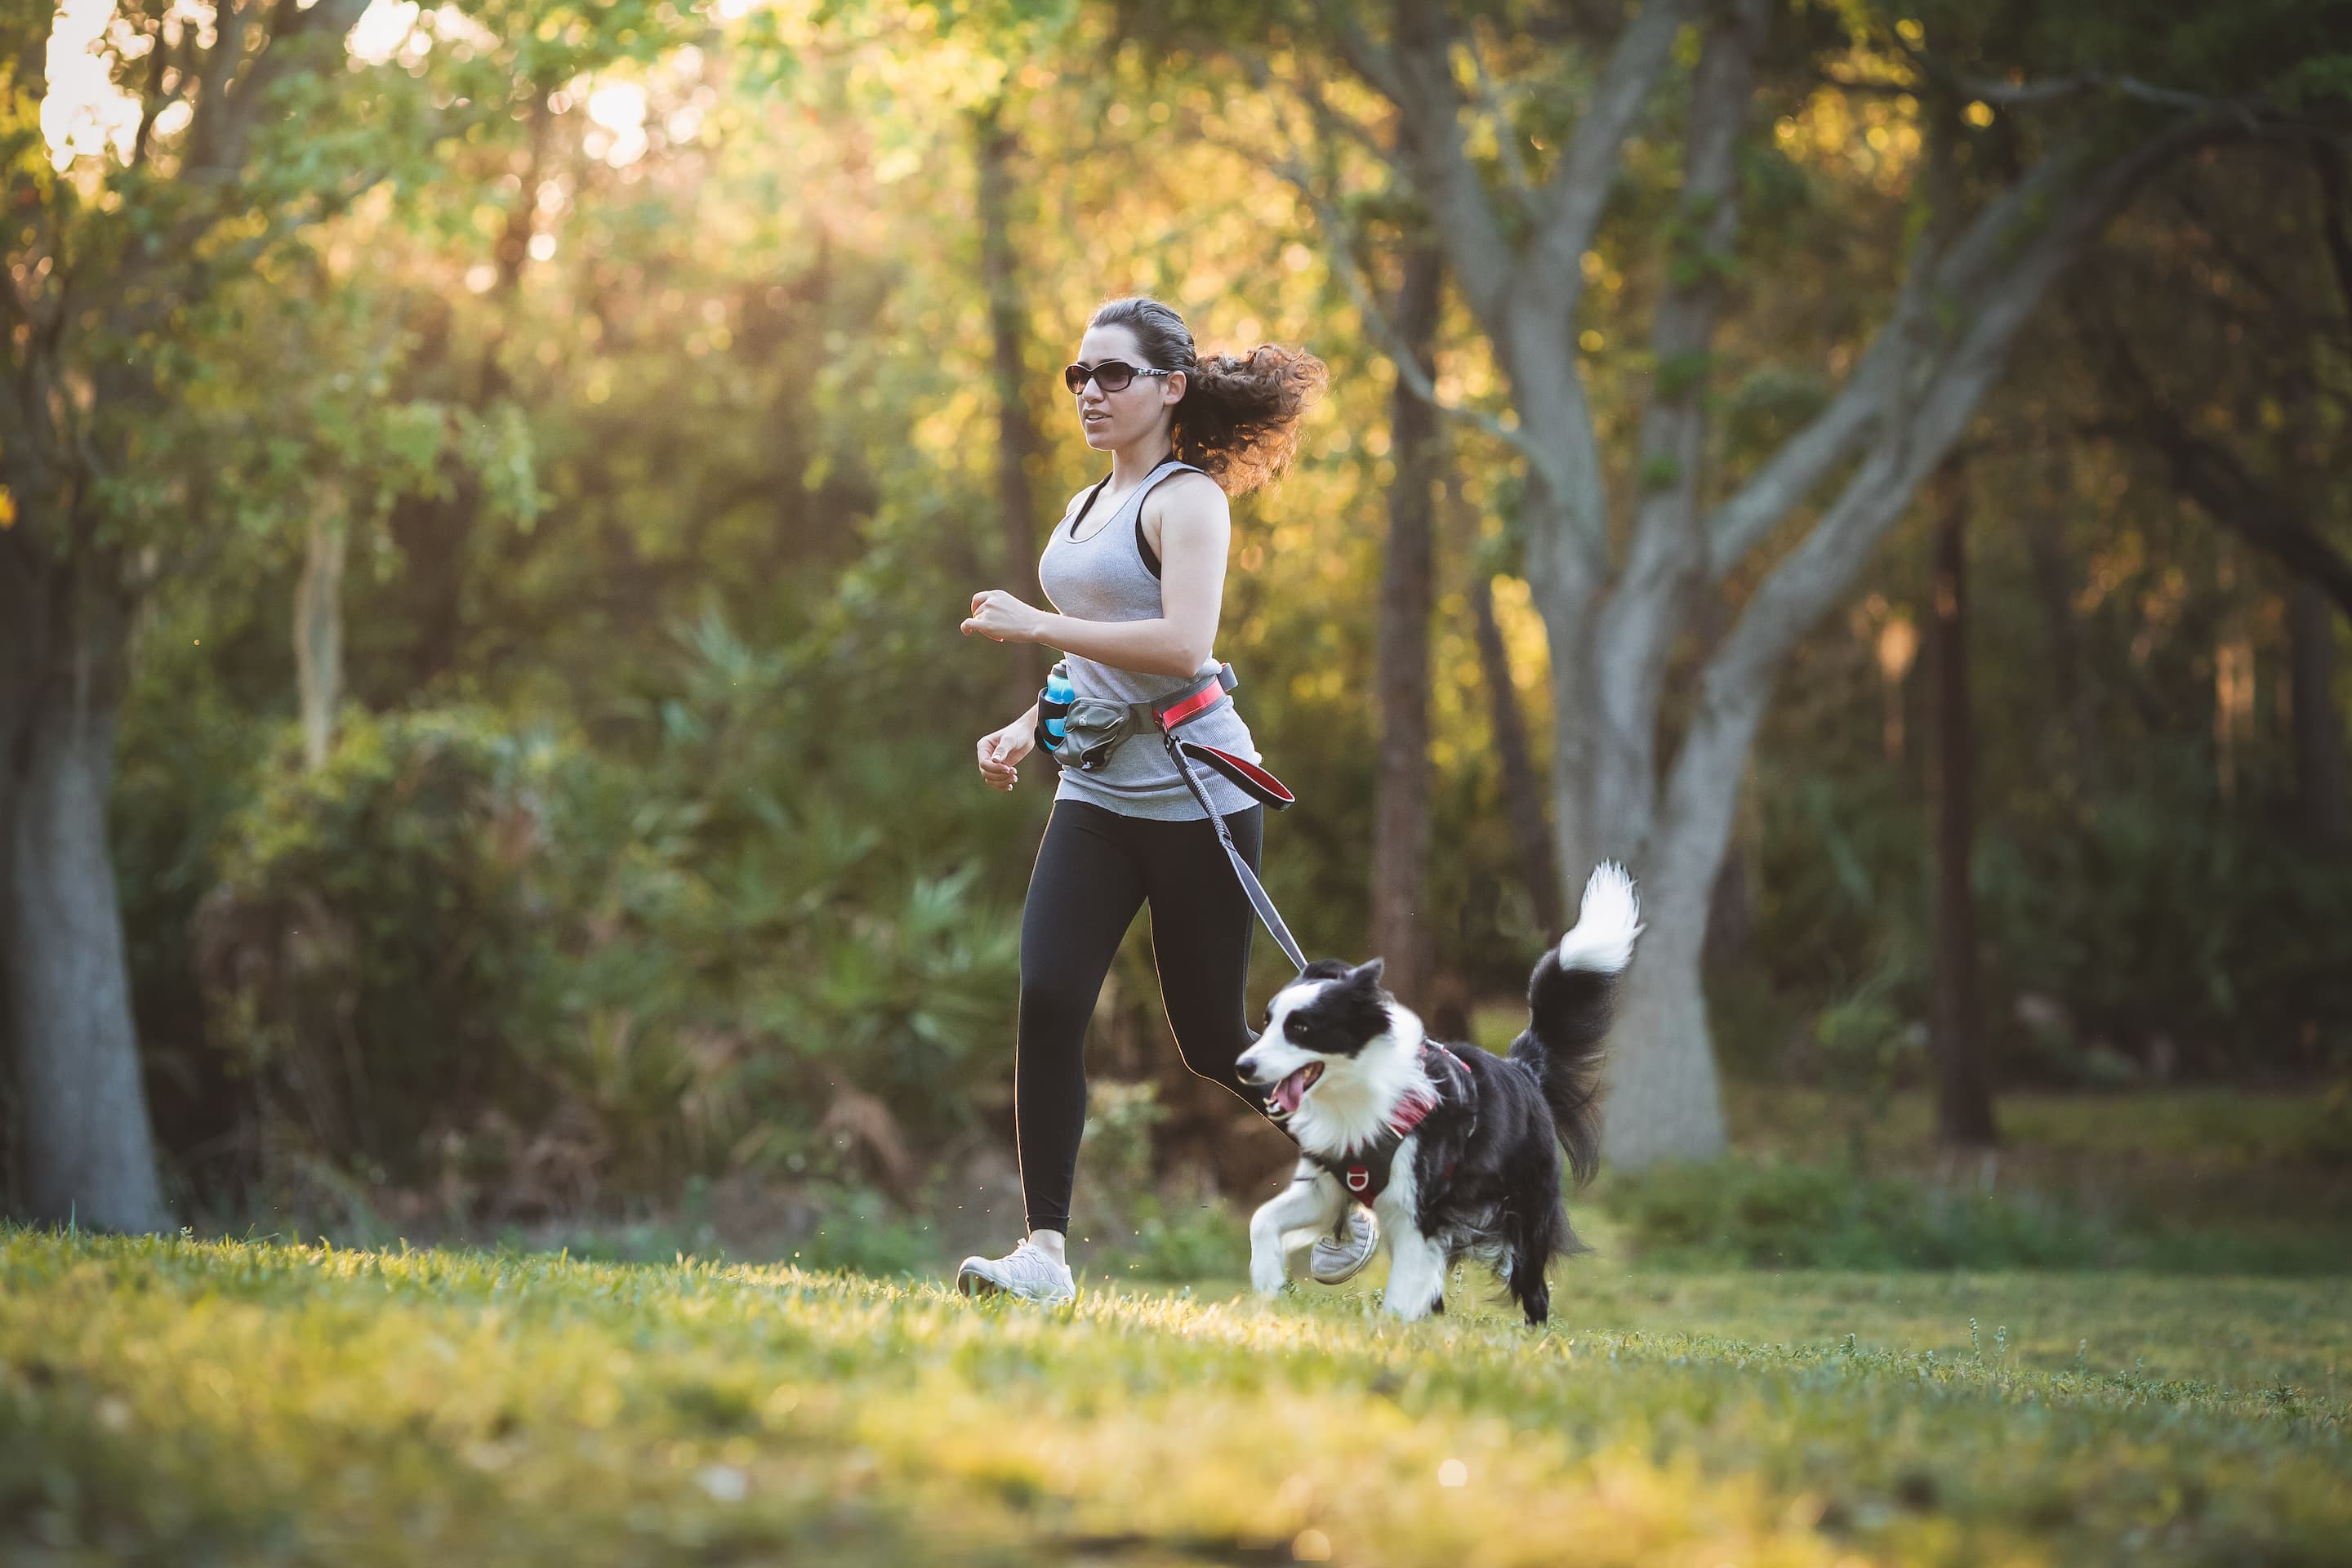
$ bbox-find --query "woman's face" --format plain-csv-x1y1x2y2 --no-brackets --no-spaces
1072,323,1185,452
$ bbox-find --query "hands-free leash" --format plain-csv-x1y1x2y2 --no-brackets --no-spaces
1154,670,1307,975
1036,659,1307,973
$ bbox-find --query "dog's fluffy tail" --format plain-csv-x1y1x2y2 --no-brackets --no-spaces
1511,862,1642,1187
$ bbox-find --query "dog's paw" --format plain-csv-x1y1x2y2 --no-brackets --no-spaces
1379,1290,1441,1322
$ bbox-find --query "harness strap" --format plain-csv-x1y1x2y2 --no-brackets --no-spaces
1310,1045,1472,1208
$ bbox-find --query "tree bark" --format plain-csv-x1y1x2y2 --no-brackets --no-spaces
295,494,348,772
1926,461,1998,1146
1369,242,1446,1000
1468,573,1563,936
0,528,36,1209
976,97,1048,720
2288,575,2347,844
1304,0,2206,1167
1,543,170,1232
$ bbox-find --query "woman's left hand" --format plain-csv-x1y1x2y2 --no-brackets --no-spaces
962,590,1044,644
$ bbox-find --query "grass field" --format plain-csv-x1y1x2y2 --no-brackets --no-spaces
5,1230,2346,1566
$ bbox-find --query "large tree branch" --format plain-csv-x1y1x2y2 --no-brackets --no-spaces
181,0,371,186
2087,311,2352,617
1699,118,2206,720
1514,0,1693,312
1314,0,1401,101
1192,56,1537,461
1466,20,1535,214
1704,124,2200,579
1381,0,1517,323
1587,0,1766,862
1290,57,1404,172
1294,180,1539,461
2313,139,2352,327
2158,430,2352,616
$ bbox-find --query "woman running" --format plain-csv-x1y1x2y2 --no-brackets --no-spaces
954,296,1372,1303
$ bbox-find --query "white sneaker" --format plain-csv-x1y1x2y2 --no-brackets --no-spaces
1309,1207,1379,1285
956,1239,1076,1305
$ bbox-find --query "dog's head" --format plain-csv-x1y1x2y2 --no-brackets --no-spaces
1236,957,1397,1119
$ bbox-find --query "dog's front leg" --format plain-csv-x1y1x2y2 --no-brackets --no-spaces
1380,1222,1447,1321
1249,1163,1342,1294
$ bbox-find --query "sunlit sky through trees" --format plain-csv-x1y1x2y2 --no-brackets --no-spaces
38,1,781,170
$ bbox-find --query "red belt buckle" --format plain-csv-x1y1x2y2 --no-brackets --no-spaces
1156,679,1223,733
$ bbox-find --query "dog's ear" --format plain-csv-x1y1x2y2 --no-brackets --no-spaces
1299,958,1354,981
1349,956,1386,991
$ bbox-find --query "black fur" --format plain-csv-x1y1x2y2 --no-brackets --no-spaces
1255,922,1630,1326
1273,958,1393,1058
1390,1026,1592,1327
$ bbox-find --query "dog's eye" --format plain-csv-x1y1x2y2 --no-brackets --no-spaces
1285,1017,1307,1041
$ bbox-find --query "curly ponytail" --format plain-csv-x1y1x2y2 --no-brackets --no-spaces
1088,296,1327,496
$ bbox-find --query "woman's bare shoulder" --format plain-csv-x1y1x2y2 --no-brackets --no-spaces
1149,468,1229,522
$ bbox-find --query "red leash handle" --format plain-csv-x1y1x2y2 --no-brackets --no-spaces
1178,742,1294,809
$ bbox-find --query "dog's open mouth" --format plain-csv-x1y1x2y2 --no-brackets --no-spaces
1269,1062,1324,1116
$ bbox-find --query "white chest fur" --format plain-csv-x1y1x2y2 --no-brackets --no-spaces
1288,1005,1437,1156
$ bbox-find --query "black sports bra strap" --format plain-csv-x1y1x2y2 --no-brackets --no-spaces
1065,454,1193,548
1064,472,1115,539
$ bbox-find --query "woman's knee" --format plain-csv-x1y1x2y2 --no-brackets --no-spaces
1168,1024,1254,1091
1018,974,1098,1049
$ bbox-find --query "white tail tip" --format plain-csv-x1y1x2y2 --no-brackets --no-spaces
1557,861,1644,975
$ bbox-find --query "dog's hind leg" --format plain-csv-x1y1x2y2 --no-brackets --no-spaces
1250,1164,1343,1295
1508,1245,1550,1326
1508,1203,1567,1326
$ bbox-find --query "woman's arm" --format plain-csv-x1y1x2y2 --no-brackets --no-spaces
961,475,1230,679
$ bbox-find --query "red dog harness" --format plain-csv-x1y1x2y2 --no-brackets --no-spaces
1306,1044,1477,1208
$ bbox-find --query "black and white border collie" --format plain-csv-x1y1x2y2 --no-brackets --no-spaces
1235,863,1642,1325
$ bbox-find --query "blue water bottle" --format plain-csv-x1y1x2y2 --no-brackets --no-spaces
1041,660,1074,754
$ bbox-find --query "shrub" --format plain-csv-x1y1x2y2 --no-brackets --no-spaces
195,707,572,1185
1601,1157,2103,1271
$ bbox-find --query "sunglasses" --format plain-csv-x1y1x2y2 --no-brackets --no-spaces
1063,359,1178,395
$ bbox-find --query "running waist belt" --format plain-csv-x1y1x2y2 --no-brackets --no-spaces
1037,662,1307,974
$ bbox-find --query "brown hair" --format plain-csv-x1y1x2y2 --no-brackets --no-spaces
1087,296,1326,496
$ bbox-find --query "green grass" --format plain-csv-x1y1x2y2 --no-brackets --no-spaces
4,1231,2346,1566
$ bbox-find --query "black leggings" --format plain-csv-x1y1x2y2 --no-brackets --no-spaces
1016,797,1285,1233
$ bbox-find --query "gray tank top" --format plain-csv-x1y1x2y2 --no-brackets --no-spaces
1036,460,1262,821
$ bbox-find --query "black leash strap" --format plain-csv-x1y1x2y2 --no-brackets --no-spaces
1158,725,1307,974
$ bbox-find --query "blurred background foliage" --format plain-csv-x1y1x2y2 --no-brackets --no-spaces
6,0,2345,1261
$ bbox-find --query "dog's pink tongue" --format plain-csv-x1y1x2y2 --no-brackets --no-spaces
1272,1070,1307,1115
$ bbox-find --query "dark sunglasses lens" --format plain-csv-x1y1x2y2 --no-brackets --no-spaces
1065,362,1138,394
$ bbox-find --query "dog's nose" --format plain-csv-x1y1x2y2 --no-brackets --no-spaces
1235,1053,1269,1086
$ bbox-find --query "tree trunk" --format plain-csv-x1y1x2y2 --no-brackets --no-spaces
1579,0,1766,1166
1603,864,1729,1169
1468,573,1562,935
976,97,1047,722
295,496,347,772
1370,242,1445,998
1,545,170,1232
2288,576,2346,845
1926,462,1998,1146
1321,0,2198,1169
0,528,37,1209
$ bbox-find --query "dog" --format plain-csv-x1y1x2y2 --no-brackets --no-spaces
1234,862,1642,1325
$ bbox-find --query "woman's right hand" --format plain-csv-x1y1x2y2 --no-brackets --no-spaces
977,715,1035,791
